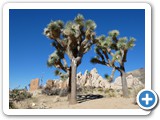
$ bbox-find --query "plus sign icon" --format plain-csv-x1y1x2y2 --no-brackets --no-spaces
137,89,158,110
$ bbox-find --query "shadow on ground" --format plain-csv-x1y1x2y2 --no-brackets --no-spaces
77,94,104,103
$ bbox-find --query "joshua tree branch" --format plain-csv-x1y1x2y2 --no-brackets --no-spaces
76,56,82,66
108,67,116,82
55,38,63,47
106,48,114,57
62,58,68,68
57,60,67,72
96,48,105,62
91,58,110,67
80,38,89,50
122,49,128,62
102,50,112,66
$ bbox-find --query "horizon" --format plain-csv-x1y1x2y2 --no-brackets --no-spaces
9,9,145,89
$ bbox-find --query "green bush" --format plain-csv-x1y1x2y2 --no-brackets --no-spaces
104,88,110,93
97,87,103,92
9,89,32,102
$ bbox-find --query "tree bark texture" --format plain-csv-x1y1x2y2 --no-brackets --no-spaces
120,64,129,97
68,67,71,101
69,58,77,104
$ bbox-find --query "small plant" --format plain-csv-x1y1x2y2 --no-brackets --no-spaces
9,89,32,102
104,88,110,94
97,87,103,92
108,91,116,97
42,87,68,97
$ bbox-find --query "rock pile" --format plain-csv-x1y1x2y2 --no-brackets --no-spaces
77,68,110,88
29,68,145,97
111,73,144,90
44,68,144,90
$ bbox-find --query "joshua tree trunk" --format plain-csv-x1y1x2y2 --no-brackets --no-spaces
120,64,129,97
69,58,77,104
68,67,71,100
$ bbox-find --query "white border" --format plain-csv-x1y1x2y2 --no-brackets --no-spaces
3,3,151,115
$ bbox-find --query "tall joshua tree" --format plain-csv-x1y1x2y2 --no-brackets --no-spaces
43,14,97,104
91,30,135,97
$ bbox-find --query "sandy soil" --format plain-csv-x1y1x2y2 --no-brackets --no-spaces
14,94,139,109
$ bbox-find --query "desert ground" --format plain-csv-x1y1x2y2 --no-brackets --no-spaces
13,94,139,109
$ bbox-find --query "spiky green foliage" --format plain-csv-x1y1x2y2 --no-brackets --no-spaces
43,20,64,39
91,30,136,80
74,14,84,27
54,69,69,81
54,69,61,76
126,37,136,49
85,20,97,30
108,30,120,37
47,51,60,67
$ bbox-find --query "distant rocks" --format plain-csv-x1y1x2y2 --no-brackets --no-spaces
39,68,144,91
77,68,111,89
46,80,54,89
29,68,145,98
111,69,145,90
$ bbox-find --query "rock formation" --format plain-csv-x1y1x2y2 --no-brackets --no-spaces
30,68,145,97
77,68,111,88
29,78,39,91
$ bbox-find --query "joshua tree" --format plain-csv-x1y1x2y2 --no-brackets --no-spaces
91,30,135,97
43,14,97,104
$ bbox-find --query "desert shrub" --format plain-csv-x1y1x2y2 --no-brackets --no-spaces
104,88,110,93
104,89,117,97
42,87,68,96
79,86,95,94
9,89,32,102
59,88,68,97
42,87,60,95
77,87,83,93
97,87,103,92
108,91,116,97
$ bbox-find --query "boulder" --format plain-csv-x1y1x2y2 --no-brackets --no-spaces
113,74,144,90
46,80,54,89
80,75,87,86
90,68,98,75
59,80,68,89
84,79,92,87
30,78,39,91
77,72,82,85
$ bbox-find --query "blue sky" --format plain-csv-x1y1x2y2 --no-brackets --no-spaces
9,9,145,89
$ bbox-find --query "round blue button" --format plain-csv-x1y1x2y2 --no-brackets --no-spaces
137,89,158,110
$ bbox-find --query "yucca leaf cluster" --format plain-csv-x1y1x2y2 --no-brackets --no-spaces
91,30,136,82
